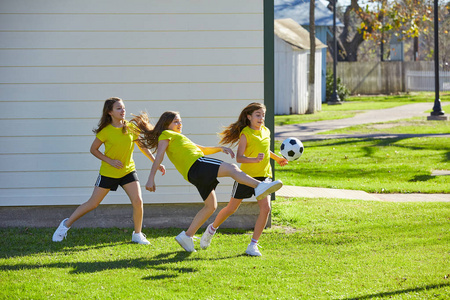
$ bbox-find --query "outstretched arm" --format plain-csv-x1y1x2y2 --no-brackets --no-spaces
196,144,235,159
271,151,288,166
136,142,166,175
146,139,169,192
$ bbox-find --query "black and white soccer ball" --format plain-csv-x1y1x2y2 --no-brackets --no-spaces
280,137,304,161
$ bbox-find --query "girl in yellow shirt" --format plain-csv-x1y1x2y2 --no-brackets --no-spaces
201,102,288,256
52,97,165,244
132,111,283,252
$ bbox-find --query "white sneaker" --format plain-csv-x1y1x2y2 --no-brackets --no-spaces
52,218,70,242
200,223,215,249
175,231,196,252
132,231,150,245
254,180,283,200
245,243,262,256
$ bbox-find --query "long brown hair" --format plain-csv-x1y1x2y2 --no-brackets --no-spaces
219,102,266,146
131,111,179,151
93,97,128,134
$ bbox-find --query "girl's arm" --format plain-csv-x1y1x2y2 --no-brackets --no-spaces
90,137,123,169
136,142,166,175
235,134,264,164
196,145,235,159
146,139,169,192
270,151,288,166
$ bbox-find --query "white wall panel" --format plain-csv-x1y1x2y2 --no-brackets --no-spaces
1,66,263,84
0,0,262,14
0,0,264,206
0,82,264,101
0,49,263,67
0,14,263,31
0,32,263,49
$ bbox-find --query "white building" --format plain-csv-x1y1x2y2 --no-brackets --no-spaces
274,18,326,115
0,0,274,228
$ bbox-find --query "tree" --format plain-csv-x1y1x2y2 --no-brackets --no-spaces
307,0,316,113
327,0,382,61
328,0,438,62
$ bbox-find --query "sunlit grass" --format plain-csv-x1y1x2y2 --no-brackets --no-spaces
1,198,449,299
275,136,450,193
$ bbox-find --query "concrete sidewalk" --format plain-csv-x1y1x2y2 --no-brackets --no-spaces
274,102,450,202
277,186,450,202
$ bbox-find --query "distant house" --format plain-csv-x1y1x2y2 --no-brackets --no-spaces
275,0,343,102
274,18,326,115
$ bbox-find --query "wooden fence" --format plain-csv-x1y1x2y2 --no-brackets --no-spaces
329,61,448,95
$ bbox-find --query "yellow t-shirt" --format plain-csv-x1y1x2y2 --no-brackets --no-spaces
96,123,138,178
239,125,272,178
159,130,204,181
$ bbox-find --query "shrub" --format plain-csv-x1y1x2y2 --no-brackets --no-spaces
326,72,350,102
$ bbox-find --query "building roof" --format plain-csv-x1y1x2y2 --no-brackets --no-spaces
275,0,344,27
275,18,327,50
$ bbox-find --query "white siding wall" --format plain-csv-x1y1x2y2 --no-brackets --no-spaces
274,35,322,115
0,0,264,206
274,35,295,115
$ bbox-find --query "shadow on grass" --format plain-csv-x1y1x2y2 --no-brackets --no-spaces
341,282,450,299
0,250,244,280
409,174,435,182
0,227,222,259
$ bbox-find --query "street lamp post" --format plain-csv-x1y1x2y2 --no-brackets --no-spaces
428,0,447,120
329,0,342,105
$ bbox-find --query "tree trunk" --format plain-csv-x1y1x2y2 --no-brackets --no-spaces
307,0,316,114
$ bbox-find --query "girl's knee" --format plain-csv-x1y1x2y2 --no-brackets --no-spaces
130,197,143,208
205,201,217,213
259,201,271,215
223,162,240,174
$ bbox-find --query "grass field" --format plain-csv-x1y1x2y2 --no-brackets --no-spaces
274,136,450,194
274,93,450,194
1,92,449,299
1,198,449,299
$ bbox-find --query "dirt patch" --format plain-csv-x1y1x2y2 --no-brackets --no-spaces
270,225,303,234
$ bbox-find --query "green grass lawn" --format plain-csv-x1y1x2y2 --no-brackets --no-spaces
275,93,450,194
275,136,450,193
2,92,449,299
1,198,449,299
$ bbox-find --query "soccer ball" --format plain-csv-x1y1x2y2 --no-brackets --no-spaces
280,137,304,161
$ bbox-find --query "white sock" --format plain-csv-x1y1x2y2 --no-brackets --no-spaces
208,224,217,235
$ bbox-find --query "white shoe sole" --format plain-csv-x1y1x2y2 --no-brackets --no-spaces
175,234,196,252
256,181,283,200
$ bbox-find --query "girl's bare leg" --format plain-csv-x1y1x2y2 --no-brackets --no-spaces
122,181,144,233
252,196,271,241
212,197,243,228
185,191,218,237
217,162,259,188
65,186,110,227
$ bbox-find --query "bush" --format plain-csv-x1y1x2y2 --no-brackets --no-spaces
326,72,350,102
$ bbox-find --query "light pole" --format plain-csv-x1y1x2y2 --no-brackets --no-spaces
428,0,447,120
329,0,342,105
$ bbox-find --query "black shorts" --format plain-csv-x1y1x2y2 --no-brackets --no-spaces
231,177,271,200
187,157,223,201
95,171,139,191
